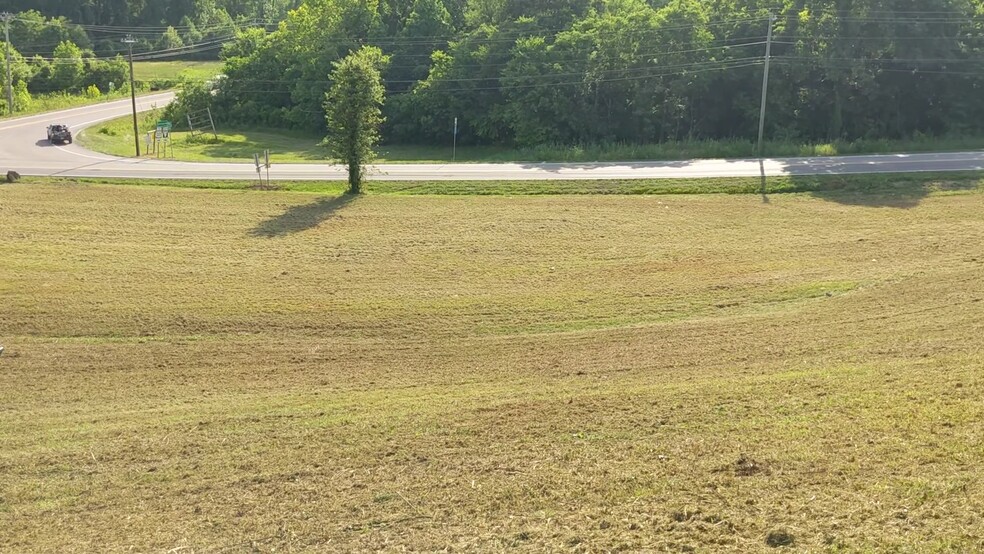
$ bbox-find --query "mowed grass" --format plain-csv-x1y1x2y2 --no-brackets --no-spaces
44,171,984,202
1,182,983,552
79,113,984,164
78,116,327,163
133,61,225,84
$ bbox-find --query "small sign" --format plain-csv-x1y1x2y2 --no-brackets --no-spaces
157,120,172,130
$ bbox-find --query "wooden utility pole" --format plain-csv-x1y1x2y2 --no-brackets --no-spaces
756,13,777,157
122,34,140,156
2,13,14,114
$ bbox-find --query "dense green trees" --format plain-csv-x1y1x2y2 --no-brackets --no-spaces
49,41,85,92
2,3,298,59
179,0,984,148
2,1,299,29
8,0,984,148
0,5,252,102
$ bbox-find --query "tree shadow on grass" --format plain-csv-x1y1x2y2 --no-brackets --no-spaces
249,194,357,238
790,174,982,209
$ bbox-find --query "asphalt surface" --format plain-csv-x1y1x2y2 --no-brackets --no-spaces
2,93,984,181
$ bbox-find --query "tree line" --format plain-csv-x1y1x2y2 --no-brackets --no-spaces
177,0,984,148
0,2,299,113
0,2,300,60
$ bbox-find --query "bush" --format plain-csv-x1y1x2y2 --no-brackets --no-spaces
84,84,101,98
13,81,33,111
83,56,128,94
163,79,215,130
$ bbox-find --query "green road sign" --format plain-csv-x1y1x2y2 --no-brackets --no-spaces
156,120,172,130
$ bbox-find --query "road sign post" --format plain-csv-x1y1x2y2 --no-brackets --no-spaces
264,149,271,186
154,120,172,158
453,117,458,162
254,153,262,187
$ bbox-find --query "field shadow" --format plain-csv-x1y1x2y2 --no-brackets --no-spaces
200,142,326,161
768,155,981,208
249,194,357,238
193,128,326,162
790,175,980,209
809,186,929,208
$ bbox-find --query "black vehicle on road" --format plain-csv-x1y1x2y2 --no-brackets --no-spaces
46,124,73,144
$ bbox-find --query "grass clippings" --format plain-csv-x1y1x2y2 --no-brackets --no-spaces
0,181,982,551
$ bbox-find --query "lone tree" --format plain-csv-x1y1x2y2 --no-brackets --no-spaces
323,46,389,194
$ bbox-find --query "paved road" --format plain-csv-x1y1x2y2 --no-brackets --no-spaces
2,94,984,181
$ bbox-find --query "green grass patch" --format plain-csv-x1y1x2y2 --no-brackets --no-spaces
501,135,984,162
32,172,984,199
133,61,224,85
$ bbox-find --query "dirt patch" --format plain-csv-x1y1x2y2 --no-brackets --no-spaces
734,456,770,477
766,529,795,547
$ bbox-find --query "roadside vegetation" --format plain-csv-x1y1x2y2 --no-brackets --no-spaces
165,0,984,156
0,7,227,118
80,113,984,164
0,60,218,120
1,180,982,551
0,89,132,119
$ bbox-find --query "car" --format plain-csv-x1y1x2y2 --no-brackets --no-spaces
47,124,73,145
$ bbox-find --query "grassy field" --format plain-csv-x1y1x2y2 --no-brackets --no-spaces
1,181,982,551
79,114,984,163
133,61,225,85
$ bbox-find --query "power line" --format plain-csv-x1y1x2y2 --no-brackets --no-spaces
772,60,984,76
777,56,984,64
186,59,765,96
386,36,770,63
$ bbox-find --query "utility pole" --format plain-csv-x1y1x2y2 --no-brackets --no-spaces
756,12,777,158
122,34,140,156
2,12,13,115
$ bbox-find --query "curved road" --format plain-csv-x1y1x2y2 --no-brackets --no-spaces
2,93,983,181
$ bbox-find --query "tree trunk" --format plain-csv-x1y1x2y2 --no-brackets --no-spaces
348,159,361,194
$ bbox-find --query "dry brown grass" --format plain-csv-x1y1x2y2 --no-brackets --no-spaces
1,183,982,552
